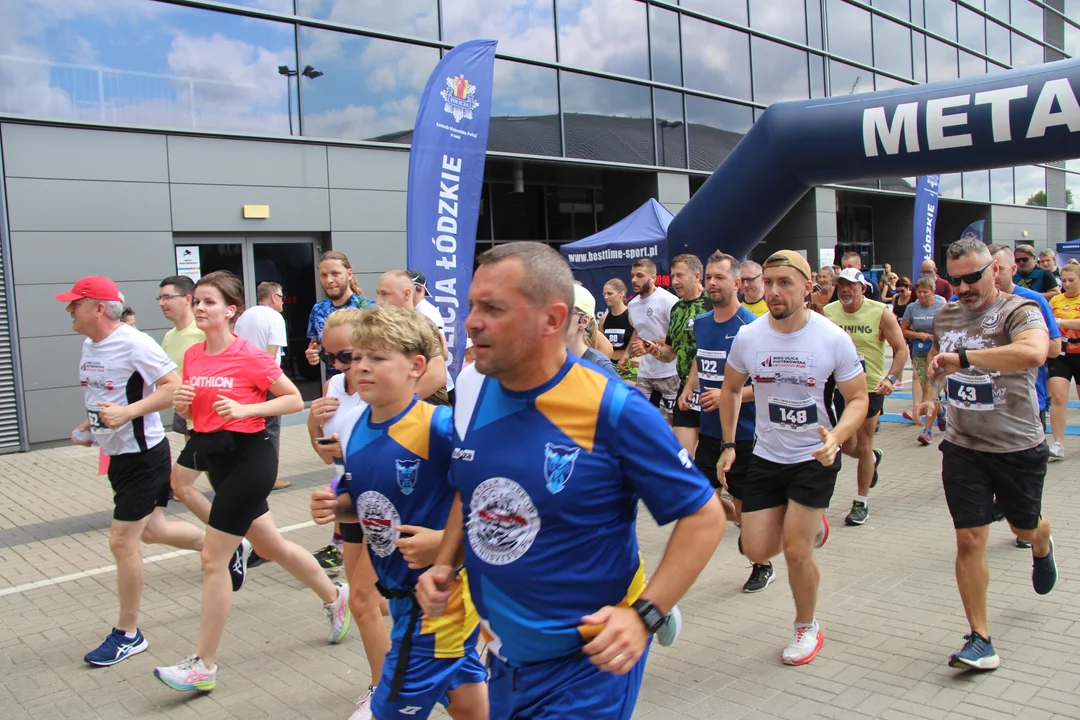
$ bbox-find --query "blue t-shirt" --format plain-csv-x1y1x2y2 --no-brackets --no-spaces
450,357,714,665
306,293,372,340
692,307,758,441
340,398,480,655
1014,267,1058,294
580,347,620,379
1011,285,1060,412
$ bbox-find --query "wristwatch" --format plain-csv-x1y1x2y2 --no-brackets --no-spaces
958,348,971,369
887,374,900,385
631,599,666,635
721,442,737,451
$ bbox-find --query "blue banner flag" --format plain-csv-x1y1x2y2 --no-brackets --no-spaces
912,175,941,280
959,219,985,242
406,39,497,378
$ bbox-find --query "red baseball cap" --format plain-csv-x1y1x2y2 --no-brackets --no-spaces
54,276,124,303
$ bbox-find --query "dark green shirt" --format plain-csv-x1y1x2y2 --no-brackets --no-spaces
666,293,713,380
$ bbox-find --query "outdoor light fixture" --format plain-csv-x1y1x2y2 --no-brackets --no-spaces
302,65,323,79
277,65,323,136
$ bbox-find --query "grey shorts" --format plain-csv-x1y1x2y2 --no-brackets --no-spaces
636,375,681,416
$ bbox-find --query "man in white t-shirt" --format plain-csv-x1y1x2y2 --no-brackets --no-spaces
626,258,680,417
408,269,457,403
59,276,205,668
235,281,290,488
718,251,869,667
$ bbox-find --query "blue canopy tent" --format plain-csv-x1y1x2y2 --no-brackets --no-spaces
560,199,673,311
1057,240,1080,264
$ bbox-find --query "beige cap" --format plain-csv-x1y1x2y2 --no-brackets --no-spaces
763,250,813,281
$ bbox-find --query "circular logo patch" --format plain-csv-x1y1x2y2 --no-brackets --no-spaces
357,490,401,558
468,478,540,566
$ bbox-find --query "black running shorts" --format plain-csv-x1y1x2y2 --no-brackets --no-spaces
108,438,172,522
940,440,1047,531
741,454,842,513
694,436,753,500
201,430,278,537
829,388,885,422
339,519,365,544
1048,353,1080,383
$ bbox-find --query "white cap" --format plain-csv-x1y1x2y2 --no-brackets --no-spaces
836,267,872,288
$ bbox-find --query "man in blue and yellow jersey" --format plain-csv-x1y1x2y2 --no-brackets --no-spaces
310,304,486,720
416,242,724,720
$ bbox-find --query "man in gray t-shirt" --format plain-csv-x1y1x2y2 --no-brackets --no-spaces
917,238,1056,674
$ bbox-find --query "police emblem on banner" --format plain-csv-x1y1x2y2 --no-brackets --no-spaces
442,74,480,122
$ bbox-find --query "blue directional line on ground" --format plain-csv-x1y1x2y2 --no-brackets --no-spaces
889,391,1080,409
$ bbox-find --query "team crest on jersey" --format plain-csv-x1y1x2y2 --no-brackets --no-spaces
395,459,421,495
543,443,580,495
468,477,540,566
357,491,401,558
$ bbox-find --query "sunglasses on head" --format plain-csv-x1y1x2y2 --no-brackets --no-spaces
318,348,353,365
945,259,993,286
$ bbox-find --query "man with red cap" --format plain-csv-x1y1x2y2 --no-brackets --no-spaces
59,276,206,668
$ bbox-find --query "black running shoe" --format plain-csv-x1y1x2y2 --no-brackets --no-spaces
870,449,883,489
1032,537,1057,595
1015,537,1032,549
742,563,775,593
314,544,343,576
845,501,869,526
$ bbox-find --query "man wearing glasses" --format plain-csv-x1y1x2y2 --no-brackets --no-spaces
1013,244,1060,300
235,282,290,488
916,237,1057,672
739,261,768,317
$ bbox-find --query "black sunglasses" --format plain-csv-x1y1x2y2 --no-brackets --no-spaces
319,348,353,365
945,260,993,286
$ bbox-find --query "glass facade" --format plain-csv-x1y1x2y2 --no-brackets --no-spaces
0,0,1076,209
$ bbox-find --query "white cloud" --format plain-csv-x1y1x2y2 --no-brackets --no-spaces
166,32,288,112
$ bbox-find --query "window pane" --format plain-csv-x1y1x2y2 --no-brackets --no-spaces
1012,32,1044,66
963,170,990,202
560,71,653,165
752,38,808,105
913,32,927,82
987,20,1011,64
957,5,986,53
547,186,599,241
681,18,751,100
443,0,555,61
492,183,546,240
557,0,649,79
810,53,826,98
685,96,753,172
986,0,1010,22
806,0,823,48
0,0,298,134
926,38,959,82
1015,165,1046,205
489,61,560,156
873,15,912,79
991,167,1015,204
875,74,912,90
680,0,748,26
1011,0,1044,41
872,0,910,21
829,60,873,96
924,0,957,40
960,51,987,77
940,173,963,199
750,0,807,44
1067,22,1080,58
655,89,687,169
297,0,439,39
298,29,438,143
650,5,682,85
827,0,873,65
229,0,294,11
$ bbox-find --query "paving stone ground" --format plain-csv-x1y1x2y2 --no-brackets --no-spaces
2,398,1079,720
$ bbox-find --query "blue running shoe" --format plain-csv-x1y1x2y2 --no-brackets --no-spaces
230,539,252,592
1033,536,1057,595
84,627,148,667
948,633,999,671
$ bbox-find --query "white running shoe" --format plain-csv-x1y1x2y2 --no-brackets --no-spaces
325,582,351,644
782,623,824,666
1049,441,1065,461
348,685,375,720
655,605,682,647
154,655,216,692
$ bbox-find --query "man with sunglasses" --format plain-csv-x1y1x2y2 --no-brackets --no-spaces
235,282,290,489
916,238,1057,672
1013,244,1060,300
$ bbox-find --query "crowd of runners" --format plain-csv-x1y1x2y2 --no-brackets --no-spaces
61,237,1072,718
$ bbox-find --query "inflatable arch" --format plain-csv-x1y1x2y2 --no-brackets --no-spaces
667,58,1080,263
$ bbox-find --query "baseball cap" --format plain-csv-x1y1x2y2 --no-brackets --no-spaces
54,276,124,303
407,269,429,293
835,267,872,288
763,250,813,281
572,285,596,318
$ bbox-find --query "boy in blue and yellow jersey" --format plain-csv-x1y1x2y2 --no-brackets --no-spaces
417,243,724,720
310,304,486,720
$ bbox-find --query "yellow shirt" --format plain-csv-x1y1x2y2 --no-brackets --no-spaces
1050,293,1080,353
161,321,205,428
741,297,768,317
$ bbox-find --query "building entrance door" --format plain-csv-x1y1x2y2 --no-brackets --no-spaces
172,235,322,401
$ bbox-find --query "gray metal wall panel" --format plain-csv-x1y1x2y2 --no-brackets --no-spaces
353,272,386,299
16,281,166,339
657,173,690,206
19,335,84,391
170,184,332,232
329,189,407,232
0,133,25,452
332,231,408,274
10,231,175,285
25,387,89,443
327,146,409,191
167,136,329,188
5,178,172,232
0,124,168,183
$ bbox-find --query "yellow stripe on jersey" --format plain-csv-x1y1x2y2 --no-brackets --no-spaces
535,362,606,452
387,401,433,460
576,553,647,642
421,569,480,658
